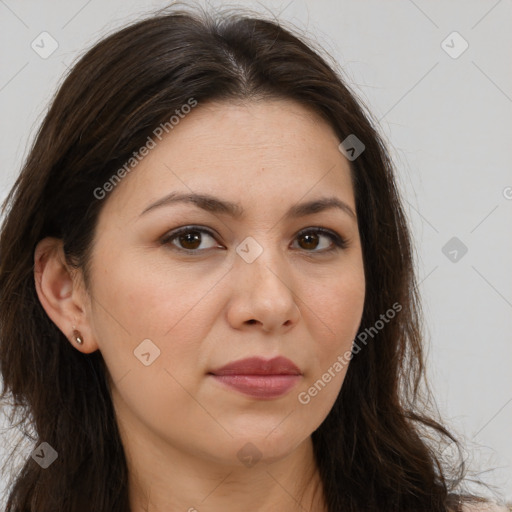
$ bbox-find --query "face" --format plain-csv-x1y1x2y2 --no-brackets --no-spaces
84,99,365,467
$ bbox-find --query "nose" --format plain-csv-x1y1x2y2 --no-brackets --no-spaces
226,248,301,334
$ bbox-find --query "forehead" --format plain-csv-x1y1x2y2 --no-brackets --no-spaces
100,99,355,220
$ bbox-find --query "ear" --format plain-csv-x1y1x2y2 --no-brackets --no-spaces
34,237,98,354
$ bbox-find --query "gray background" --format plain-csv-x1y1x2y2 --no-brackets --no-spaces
1,0,511,504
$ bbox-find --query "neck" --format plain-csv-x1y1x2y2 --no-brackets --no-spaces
122,422,326,512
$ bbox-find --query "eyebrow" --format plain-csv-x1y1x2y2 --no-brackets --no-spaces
139,192,356,221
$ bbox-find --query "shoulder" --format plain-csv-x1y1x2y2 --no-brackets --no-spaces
462,502,510,512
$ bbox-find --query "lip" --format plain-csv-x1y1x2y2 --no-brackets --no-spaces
209,356,302,399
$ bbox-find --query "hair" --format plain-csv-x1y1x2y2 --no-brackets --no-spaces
0,4,487,512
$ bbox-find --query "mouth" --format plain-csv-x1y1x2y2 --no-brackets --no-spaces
208,356,302,399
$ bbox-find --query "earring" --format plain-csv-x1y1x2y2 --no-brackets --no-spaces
73,329,83,345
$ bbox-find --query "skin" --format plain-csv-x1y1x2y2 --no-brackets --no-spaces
34,99,366,512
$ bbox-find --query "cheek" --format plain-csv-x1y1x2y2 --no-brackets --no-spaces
89,252,225,451
90,246,225,339
296,264,365,411
87,246,232,401
313,264,365,354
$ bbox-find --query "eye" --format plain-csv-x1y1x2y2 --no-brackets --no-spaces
161,226,223,253
161,225,348,255
291,227,348,253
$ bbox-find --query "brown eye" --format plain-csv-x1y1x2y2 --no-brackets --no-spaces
292,228,347,253
162,226,221,253
297,232,320,250
178,230,202,250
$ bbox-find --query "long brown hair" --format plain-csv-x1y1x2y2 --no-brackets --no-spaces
0,4,479,511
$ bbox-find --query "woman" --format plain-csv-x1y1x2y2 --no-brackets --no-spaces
0,5,506,512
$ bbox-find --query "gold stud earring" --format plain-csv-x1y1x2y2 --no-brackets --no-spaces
73,329,83,345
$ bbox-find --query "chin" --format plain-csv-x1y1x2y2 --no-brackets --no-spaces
222,428,310,467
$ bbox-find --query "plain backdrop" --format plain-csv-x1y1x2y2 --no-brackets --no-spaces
0,0,511,505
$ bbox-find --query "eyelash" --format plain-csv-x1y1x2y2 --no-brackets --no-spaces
160,225,348,255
